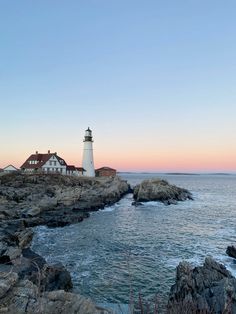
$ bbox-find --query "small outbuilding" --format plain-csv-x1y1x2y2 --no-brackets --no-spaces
3,165,18,173
66,165,77,176
76,167,86,176
95,167,117,177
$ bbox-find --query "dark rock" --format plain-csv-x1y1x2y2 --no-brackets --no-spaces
167,256,236,313
226,246,236,259
16,248,72,292
131,201,143,206
41,263,73,292
133,178,193,204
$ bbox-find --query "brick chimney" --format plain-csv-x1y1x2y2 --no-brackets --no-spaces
48,150,50,154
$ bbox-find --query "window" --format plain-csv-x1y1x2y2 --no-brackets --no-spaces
50,161,52,166
54,161,56,166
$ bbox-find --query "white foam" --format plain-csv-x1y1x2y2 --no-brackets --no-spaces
102,206,116,212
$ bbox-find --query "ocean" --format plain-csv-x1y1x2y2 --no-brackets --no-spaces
31,173,236,311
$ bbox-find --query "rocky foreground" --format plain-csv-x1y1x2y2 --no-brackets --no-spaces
167,257,236,313
0,172,130,313
133,178,193,204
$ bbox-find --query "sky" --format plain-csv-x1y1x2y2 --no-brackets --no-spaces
0,0,236,172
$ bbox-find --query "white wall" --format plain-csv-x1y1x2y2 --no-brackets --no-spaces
42,156,66,174
82,141,95,177
3,165,18,172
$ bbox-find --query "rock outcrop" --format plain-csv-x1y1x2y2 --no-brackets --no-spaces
226,245,236,259
0,220,72,292
0,272,111,314
167,257,236,313
0,173,130,226
133,178,193,204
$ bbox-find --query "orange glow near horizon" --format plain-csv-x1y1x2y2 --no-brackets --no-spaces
1,146,235,173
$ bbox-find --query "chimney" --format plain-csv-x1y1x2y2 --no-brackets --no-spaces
36,151,38,154
48,150,50,154
55,152,57,155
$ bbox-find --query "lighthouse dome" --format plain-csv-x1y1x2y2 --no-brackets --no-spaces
85,127,92,137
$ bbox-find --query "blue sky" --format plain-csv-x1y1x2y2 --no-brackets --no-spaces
0,1,236,171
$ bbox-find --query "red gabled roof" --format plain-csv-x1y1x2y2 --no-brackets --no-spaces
76,167,86,171
20,153,67,169
96,167,116,171
66,165,77,171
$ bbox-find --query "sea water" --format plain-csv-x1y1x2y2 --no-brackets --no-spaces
31,173,236,311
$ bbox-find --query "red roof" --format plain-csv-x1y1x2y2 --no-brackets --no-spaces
66,165,76,171
21,153,67,169
67,166,86,172
96,167,116,171
76,167,86,171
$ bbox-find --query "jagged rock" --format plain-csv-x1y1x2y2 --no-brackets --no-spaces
0,173,130,225
15,248,73,292
4,246,21,260
133,178,193,204
167,257,236,313
0,272,18,298
226,246,236,259
26,206,41,217
0,272,111,314
16,228,34,248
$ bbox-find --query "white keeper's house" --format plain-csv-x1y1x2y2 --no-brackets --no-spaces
20,150,85,176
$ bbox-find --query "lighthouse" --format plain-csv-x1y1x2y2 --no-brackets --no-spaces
82,127,95,177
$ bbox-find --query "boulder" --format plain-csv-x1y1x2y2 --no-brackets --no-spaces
16,248,73,292
226,246,236,259
167,257,236,313
0,272,18,298
133,178,193,204
26,206,41,217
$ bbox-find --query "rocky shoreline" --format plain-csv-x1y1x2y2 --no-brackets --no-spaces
0,173,130,313
1,172,235,313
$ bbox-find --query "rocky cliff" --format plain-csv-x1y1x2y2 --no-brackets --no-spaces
0,172,130,227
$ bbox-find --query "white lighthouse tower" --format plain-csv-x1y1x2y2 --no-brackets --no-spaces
82,127,95,177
